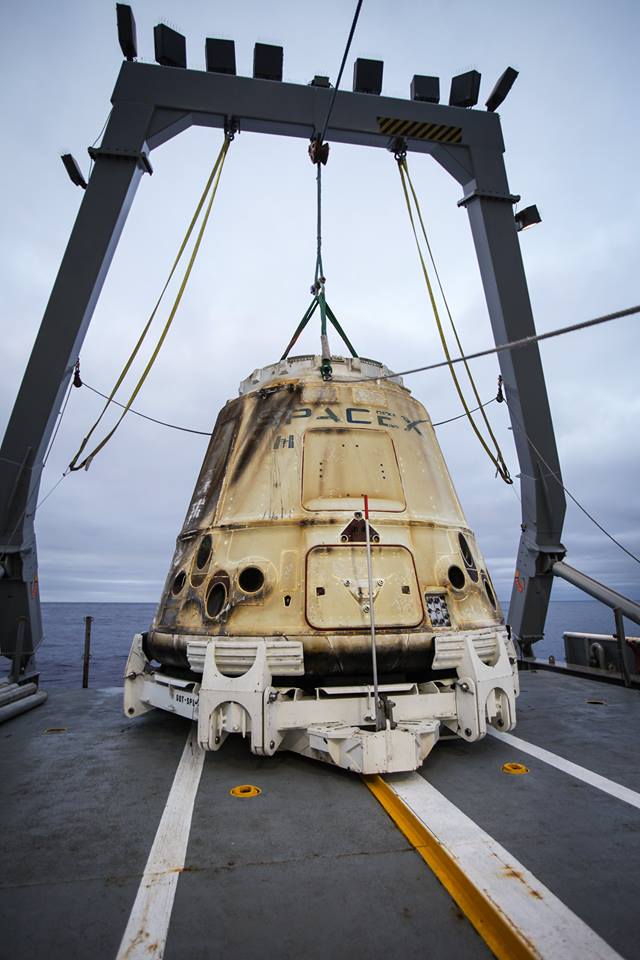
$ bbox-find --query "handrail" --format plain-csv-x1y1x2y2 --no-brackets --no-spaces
552,561,640,626
552,561,640,687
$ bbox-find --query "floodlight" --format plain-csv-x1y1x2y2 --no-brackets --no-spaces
449,70,481,108
310,75,331,87
485,67,519,112
61,154,87,190
514,205,541,232
154,24,187,68
253,43,283,81
116,4,137,61
353,58,383,95
410,75,439,103
205,38,236,75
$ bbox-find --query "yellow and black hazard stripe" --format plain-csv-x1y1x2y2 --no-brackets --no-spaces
377,116,462,144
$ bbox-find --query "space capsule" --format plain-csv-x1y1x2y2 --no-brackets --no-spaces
125,354,519,774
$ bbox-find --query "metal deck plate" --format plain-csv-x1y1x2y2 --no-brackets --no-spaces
2,671,638,959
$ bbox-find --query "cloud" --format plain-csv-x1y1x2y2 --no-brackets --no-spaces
2,0,639,614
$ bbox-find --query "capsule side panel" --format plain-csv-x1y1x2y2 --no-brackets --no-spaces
147,368,504,678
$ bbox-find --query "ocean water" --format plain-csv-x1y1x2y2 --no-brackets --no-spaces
2,599,630,689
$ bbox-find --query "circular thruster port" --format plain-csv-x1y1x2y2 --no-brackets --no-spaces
238,566,265,593
196,534,213,570
448,564,466,590
229,784,262,798
172,570,186,595
205,581,227,618
482,573,497,609
502,762,529,775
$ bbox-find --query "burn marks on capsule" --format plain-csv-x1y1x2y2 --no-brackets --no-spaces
184,412,240,533
229,383,304,483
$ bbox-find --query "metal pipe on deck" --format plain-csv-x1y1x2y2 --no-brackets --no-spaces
552,561,640,626
0,690,47,724
0,682,37,709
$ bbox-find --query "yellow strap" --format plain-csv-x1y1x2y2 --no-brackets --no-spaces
397,157,512,484
69,136,231,472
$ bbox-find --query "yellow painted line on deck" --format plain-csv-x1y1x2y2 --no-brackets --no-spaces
364,773,622,960
364,774,536,960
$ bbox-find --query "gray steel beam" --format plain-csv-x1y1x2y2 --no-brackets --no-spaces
0,57,566,666
459,149,566,653
0,101,151,666
115,61,503,154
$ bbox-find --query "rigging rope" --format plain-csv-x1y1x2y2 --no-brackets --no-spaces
307,0,364,380
395,153,512,483
318,0,364,144
82,382,211,436
343,304,640,383
79,306,636,440
87,108,113,179
6,472,68,548
502,397,640,566
432,396,497,427
79,382,496,439
43,374,74,467
314,161,331,379
279,297,358,361
68,133,232,472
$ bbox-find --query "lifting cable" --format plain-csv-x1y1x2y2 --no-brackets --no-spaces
502,396,640,566
80,379,211,436
283,0,364,379
345,303,640,382
68,131,233,472
279,296,358,361
75,378,496,436
394,147,513,484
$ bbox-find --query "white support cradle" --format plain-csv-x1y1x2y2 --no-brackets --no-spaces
124,626,519,774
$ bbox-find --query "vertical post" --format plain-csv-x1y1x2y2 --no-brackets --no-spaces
9,618,27,684
363,495,383,730
613,608,630,688
461,148,566,655
82,616,93,689
0,99,153,668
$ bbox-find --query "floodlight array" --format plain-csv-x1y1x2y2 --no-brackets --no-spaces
113,5,519,116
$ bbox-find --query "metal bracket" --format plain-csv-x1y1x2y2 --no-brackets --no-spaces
387,136,407,161
87,145,153,175
224,115,240,140
457,188,520,207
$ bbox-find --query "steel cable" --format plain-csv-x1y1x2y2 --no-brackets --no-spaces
503,397,640,566
343,305,640,383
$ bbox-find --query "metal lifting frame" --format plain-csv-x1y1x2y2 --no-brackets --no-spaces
0,59,567,672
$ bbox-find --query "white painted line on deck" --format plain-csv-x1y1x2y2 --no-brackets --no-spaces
116,725,205,960
390,773,622,960
488,729,640,811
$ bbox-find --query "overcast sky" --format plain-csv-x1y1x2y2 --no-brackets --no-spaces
1,0,638,605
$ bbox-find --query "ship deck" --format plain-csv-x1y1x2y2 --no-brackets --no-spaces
2,669,639,959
